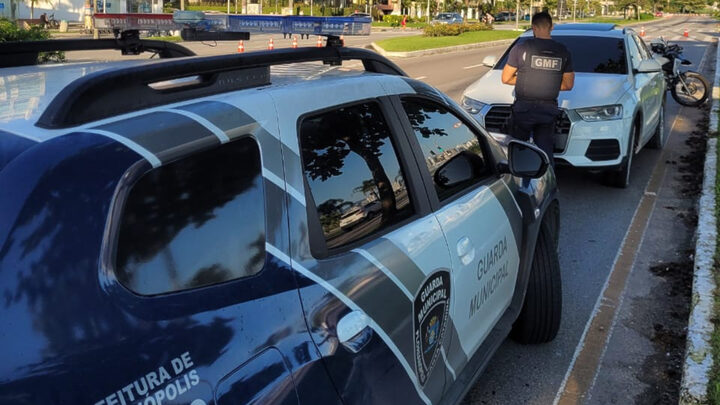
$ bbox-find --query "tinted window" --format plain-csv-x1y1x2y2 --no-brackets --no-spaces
116,138,266,295
402,98,491,201
496,36,627,74
300,102,413,250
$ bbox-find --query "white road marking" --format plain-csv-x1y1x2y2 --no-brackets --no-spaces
415,76,428,80
462,63,486,70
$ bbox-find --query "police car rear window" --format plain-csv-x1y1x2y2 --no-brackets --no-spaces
496,36,627,74
115,138,266,296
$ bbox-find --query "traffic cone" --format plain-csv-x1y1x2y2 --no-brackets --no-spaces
237,40,244,53
683,28,689,37
292,35,298,48
340,35,345,46
316,36,323,47
268,37,274,50
640,26,645,37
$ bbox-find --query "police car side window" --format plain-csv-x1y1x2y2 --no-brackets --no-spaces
401,98,491,201
299,101,414,251
115,138,266,296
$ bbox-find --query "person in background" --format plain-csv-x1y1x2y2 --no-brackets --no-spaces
501,11,574,167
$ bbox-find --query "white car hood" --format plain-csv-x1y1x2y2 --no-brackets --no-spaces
463,70,630,109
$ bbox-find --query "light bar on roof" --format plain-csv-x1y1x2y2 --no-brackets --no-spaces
93,12,371,37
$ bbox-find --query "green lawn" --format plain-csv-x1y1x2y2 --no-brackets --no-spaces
375,29,521,52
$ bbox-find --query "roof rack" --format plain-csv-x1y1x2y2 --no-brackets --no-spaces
36,47,407,129
0,37,195,68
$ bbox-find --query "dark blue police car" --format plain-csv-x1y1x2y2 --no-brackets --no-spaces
0,21,561,405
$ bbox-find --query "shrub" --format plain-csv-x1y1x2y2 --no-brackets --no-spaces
423,22,491,36
382,14,419,26
0,18,64,63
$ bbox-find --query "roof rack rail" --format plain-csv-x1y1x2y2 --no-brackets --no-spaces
36,47,407,129
0,37,195,68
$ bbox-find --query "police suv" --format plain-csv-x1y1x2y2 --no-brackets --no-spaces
0,13,561,405
462,23,666,188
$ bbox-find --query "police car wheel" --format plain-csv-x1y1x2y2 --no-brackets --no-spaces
647,106,666,150
608,123,637,189
511,219,562,344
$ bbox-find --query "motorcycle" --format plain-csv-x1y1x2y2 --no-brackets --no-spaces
650,37,709,107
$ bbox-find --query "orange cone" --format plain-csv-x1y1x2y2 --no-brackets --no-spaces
268,37,274,50
640,26,645,37
683,28,689,37
292,35,298,48
237,40,244,53
316,36,323,47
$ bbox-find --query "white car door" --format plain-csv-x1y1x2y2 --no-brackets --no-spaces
627,34,661,143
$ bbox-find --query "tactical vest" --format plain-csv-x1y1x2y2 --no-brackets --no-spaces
515,38,568,104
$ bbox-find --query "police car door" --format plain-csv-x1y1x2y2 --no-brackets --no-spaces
395,95,522,381
282,96,453,405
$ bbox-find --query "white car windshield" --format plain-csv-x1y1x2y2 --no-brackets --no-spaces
495,36,628,74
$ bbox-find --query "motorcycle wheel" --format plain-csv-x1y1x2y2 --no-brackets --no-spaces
671,71,710,107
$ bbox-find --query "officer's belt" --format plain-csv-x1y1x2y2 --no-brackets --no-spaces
514,98,558,107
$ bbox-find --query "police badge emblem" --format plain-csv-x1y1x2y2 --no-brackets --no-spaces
413,270,450,386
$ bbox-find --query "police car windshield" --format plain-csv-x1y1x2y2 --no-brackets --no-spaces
496,36,627,74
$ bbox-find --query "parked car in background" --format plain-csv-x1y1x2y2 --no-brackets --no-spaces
655,11,664,17
431,12,463,24
494,11,516,21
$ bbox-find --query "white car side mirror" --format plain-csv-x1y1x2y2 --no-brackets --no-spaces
635,59,662,74
482,55,497,67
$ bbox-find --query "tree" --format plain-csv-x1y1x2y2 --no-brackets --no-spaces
300,104,399,221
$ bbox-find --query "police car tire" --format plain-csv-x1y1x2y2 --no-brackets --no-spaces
647,104,666,150
511,220,562,344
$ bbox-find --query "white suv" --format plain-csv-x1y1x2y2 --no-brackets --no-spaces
461,23,667,188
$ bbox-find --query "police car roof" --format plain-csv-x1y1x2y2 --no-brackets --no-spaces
520,23,625,38
0,53,399,143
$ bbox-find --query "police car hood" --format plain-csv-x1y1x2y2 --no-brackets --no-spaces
463,70,630,109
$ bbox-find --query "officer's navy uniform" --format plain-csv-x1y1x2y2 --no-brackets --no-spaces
507,38,573,166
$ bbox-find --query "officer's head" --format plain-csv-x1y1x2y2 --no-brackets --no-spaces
531,12,553,37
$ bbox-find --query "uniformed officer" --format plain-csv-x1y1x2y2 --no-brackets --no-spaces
501,11,574,166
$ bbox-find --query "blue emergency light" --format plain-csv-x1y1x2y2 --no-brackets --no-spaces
94,11,371,41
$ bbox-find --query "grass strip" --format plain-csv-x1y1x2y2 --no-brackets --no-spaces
374,29,520,52
710,130,720,404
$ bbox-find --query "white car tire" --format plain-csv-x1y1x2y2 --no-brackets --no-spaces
607,123,637,189
647,107,666,150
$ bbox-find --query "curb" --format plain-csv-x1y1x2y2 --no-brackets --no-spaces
679,42,719,404
369,38,515,58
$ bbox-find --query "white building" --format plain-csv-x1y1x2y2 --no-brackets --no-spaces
1,0,162,23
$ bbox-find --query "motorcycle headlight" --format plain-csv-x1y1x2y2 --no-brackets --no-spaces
461,96,486,115
575,105,623,121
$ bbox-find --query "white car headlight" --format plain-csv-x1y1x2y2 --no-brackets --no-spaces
461,96,486,115
575,105,623,121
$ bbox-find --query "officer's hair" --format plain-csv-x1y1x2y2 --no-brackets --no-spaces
531,12,553,29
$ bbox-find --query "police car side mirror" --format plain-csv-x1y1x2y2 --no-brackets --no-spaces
500,140,549,178
482,55,497,67
434,151,486,189
635,59,662,74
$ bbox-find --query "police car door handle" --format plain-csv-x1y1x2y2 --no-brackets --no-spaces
337,310,373,353
456,236,476,266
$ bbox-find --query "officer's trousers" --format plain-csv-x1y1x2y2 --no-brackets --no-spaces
510,100,560,166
